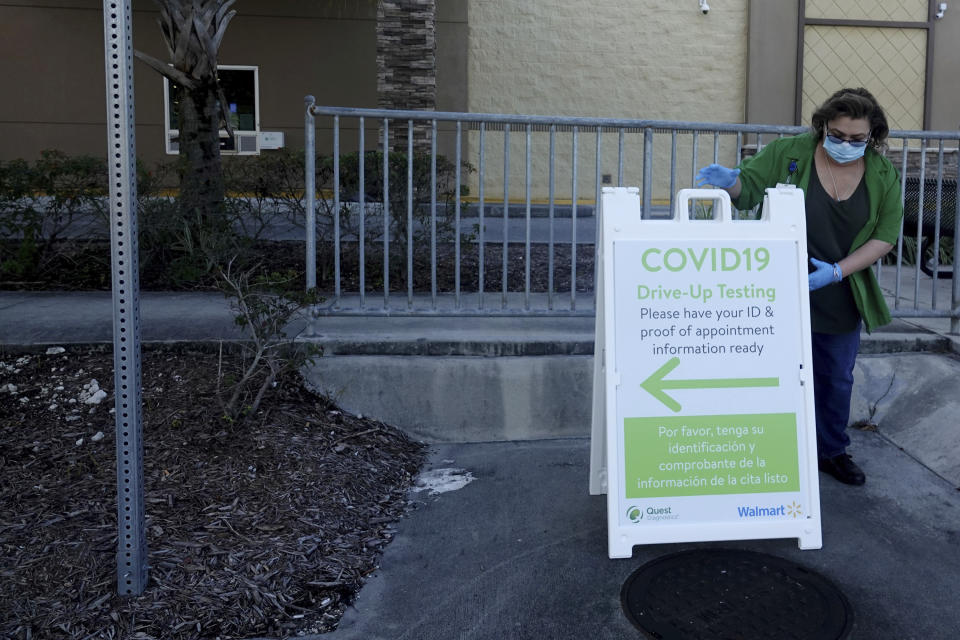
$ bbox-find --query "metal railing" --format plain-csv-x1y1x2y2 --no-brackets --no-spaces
304,98,960,330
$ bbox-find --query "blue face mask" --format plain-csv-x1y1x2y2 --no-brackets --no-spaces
822,135,867,164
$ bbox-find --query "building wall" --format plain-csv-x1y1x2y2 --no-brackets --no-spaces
0,0,468,165
746,0,798,127
465,0,750,200
929,2,960,131
747,0,960,133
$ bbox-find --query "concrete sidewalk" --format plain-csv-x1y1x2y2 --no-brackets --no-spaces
317,432,960,640
3,288,960,638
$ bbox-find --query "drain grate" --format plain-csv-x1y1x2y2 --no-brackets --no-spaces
621,548,853,640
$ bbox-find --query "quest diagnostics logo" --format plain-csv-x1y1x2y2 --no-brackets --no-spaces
626,505,679,523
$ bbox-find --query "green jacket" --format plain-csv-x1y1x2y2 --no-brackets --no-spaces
731,132,903,333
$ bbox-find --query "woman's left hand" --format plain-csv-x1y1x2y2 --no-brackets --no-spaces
809,257,842,290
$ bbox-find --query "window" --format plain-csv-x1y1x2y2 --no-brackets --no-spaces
163,65,260,155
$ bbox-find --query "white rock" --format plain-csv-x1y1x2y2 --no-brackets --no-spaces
411,468,476,496
48,403,58,411
46,347,66,355
75,438,83,445
91,431,105,442
85,389,108,405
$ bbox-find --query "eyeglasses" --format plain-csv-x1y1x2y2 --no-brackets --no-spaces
825,132,870,148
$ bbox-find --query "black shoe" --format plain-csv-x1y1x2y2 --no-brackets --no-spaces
818,454,866,486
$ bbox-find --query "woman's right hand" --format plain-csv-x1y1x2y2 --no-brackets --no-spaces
696,164,740,189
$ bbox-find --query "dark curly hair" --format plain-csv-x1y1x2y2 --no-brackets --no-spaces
811,87,889,150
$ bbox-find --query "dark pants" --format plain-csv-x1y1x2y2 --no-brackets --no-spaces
811,326,861,459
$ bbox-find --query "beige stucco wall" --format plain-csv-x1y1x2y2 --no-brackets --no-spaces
466,0,750,201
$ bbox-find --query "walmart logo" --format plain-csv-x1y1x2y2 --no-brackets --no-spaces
737,502,803,519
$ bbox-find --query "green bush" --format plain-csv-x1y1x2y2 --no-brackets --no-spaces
0,151,107,282
222,149,306,241
0,148,473,288
317,150,474,253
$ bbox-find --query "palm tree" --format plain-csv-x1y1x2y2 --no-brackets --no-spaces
376,0,437,153
134,0,236,220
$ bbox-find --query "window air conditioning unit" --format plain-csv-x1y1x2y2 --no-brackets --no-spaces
234,131,259,155
217,131,259,155
166,130,259,156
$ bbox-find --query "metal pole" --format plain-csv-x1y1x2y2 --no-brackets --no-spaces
304,97,316,293
691,131,699,189
642,127,653,218
407,121,414,309
548,125,556,309
304,97,317,334
524,124,532,310
571,126,578,310
594,126,601,311
953,148,960,334
431,119,438,308
617,128,625,187
103,0,147,596
932,141,944,309
455,121,462,309
669,130,677,216
478,123,486,309
333,116,341,307
359,118,366,309
895,142,909,309
915,139,927,307
502,124,510,309
383,118,390,309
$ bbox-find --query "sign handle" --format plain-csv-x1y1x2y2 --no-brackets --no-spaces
673,188,733,222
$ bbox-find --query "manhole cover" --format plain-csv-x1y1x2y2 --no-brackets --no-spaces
621,548,853,640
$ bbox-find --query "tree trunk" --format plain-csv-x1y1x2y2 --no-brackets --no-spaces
177,80,225,220
134,0,237,225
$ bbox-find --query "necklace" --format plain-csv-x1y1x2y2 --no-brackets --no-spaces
822,146,862,201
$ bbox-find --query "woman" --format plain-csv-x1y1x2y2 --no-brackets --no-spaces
696,87,903,486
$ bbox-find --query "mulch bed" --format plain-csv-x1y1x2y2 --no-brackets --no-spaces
0,344,426,639
0,236,592,638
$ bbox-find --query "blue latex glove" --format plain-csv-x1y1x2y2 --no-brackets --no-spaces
809,257,842,291
696,164,740,189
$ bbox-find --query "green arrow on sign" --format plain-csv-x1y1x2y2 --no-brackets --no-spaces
640,357,779,412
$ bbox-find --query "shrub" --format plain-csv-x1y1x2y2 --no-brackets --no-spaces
320,150,473,255
215,259,322,422
0,151,107,282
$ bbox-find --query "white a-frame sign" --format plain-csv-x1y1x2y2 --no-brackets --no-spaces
589,187,822,558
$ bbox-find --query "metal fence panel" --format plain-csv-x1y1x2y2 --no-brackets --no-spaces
303,99,960,326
